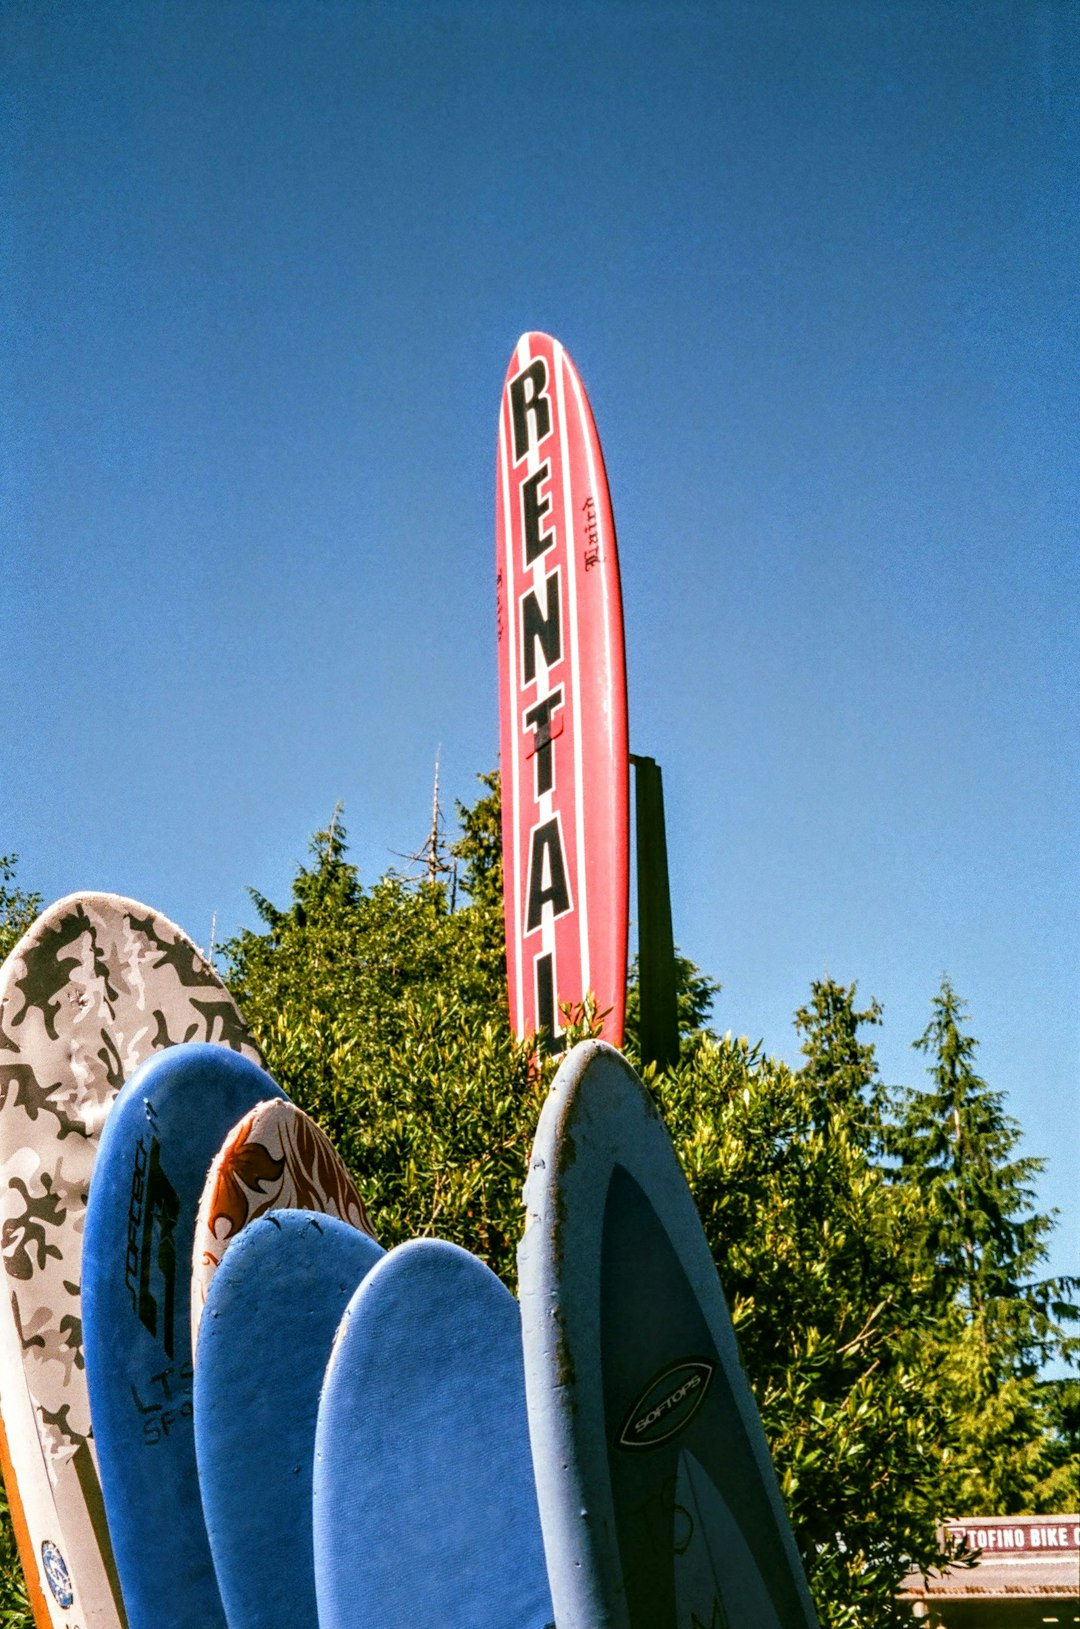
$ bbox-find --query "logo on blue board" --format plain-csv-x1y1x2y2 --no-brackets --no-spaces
41,1539,74,1609
617,1358,715,1450
125,1135,180,1358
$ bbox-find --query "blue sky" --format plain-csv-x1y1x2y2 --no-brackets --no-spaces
4,1,1077,1285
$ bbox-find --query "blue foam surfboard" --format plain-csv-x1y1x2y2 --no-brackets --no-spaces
313,1237,555,1629
518,1040,820,1629
82,1043,287,1629
194,1210,383,1629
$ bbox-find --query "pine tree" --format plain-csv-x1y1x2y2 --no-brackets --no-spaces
794,977,886,1150
895,978,1064,1343
890,978,1079,1510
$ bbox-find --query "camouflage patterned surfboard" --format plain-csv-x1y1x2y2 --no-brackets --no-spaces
0,894,261,1628
190,1098,377,1350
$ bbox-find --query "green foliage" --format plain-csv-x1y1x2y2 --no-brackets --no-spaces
885,977,1079,1515
0,857,42,966
1031,1377,1080,1507
450,769,509,1000
794,977,886,1150
0,805,1074,1629
0,1489,30,1628
892,978,1060,1323
223,800,538,1280
656,1031,949,1625
623,949,720,1067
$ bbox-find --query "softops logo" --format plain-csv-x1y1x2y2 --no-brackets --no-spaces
617,1358,715,1450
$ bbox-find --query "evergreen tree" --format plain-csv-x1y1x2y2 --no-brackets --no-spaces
889,978,1079,1511
794,977,886,1150
451,769,509,998
893,977,1070,1353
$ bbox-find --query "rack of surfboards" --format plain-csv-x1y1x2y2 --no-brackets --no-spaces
0,336,819,1626
0,890,818,1629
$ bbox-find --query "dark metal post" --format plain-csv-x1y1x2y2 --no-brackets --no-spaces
631,755,679,1071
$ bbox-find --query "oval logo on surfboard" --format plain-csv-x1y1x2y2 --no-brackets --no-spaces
617,1358,715,1450
40,1538,74,1609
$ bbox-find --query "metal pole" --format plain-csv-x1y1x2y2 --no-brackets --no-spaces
631,755,679,1071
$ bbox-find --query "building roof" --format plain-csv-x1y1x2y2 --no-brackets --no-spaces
899,1515,1080,1607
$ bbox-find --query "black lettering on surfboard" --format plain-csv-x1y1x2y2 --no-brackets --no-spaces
582,494,601,570
521,570,561,686
534,954,565,1055
510,358,551,462
526,817,572,932
522,463,554,565
131,1360,193,1447
127,1136,180,1358
524,687,564,798
125,1137,148,1307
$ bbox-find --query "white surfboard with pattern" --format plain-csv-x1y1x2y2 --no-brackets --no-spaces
0,894,260,1628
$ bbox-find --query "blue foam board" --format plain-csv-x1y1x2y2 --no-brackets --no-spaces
82,1043,287,1629
313,1237,554,1629
195,1209,383,1629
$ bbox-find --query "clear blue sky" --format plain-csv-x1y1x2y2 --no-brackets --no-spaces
4,1,1077,1285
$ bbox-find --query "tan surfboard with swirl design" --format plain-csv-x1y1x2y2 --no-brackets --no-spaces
0,894,261,1628
190,1098,376,1349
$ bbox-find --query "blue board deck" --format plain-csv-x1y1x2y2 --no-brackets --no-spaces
518,1040,820,1629
82,1043,287,1629
313,1237,554,1629
194,1209,383,1629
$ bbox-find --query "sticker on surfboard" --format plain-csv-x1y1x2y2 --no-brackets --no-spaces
518,1040,820,1629
195,1210,383,1629
190,1097,377,1349
82,1043,286,1629
496,332,629,1052
313,1238,554,1629
0,893,261,1628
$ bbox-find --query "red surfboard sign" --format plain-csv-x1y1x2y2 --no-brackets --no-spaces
496,333,629,1050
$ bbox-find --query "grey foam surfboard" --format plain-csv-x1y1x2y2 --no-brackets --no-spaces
518,1040,820,1629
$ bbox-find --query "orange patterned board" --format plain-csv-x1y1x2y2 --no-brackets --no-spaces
190,1098,376,1348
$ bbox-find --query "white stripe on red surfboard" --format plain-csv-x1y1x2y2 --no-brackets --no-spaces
554,342,591,1010
498,360,525,1032
565,349,626,1031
